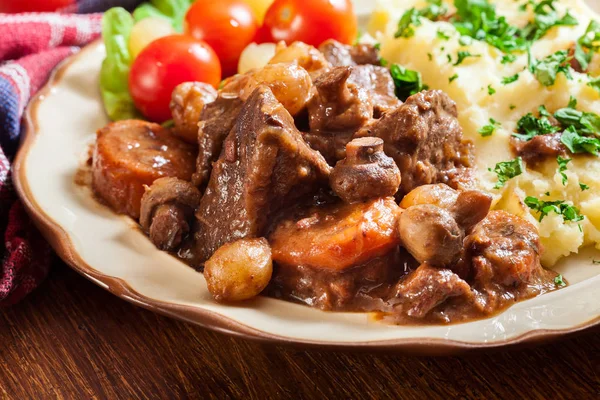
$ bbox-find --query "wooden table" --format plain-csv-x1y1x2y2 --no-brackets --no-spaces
1,259,599,399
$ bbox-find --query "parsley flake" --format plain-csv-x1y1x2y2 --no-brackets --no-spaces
554,274,566,287
449,73,459,83
557,156,571,185
509,104,517,110
489,157,524,189
501,54,517,64
574,20,600,71
437,28,451,40
479,118,501,137
513,105,559,140
580,183,590,191
501,73,520,85
589,76,600,95
530,50,573,86
524,196,584,223
520,0,578,42
488,84,496,95
389,64,428,101
395,0,448,38
454,51,480,65
561,126,600,155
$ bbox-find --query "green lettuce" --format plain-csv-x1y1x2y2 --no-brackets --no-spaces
100,7,139,121
132,0,194,32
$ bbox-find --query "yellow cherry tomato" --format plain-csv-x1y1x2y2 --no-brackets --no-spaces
129,17,176,59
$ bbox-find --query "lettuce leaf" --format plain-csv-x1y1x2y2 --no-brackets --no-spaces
99,7,139,121
132,0,193,32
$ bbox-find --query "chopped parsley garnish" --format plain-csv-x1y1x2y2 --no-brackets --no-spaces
395,0,448,38
488,85,496,95
479,118,501,136
557,156,571,185
520,0,578,42
452,0,526,53
574,20,600,71
501,73,520,85
449,73,459,83
501,54,517,64
427,52,433,61
437,28,451,40
524,196,584,223
589,76,600,95
593,260,600,264
513,105,559,140
454,50,480,65
561,126,600,155
489,157,524,189
447,54,453,63
509,104,517,110
554,274,566,287
389,64,428,101
374,42,381,51
554,97,600,136
529,50,573,86
580,183,590,191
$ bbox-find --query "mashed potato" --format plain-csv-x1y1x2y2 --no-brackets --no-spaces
369,0,600,265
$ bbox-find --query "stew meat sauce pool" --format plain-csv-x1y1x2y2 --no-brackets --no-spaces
91,40,559,325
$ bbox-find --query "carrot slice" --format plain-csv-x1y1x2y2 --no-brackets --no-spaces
269,198,401,271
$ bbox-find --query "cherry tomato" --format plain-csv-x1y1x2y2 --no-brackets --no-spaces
185,0,259,77
0,0,74,12
261,0,357,47
129,35,221,123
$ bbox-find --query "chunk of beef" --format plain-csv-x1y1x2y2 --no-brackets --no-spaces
464,210,543,288
170,82,218,143
394,264,472,319
192,86,331,264
349,65,401,117
192,74,253,189
140,178,201,251
356,90,474,195
510,132,566,166
270,252,403,311
319,39,381,67
305,66,373,163
330,137,401,203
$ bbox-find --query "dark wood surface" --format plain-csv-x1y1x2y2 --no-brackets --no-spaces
1,258,599,400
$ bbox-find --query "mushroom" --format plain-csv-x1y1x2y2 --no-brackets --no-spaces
398,204,464,267
400,183,492,231
330,137,401,203
140,177,201,251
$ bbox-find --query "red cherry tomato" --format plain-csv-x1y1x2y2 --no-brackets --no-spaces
0,0,74,12
129,35,221,123
261,0,357,47
185,0,259,76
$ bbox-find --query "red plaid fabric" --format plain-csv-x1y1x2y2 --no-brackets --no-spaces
0,11,103,306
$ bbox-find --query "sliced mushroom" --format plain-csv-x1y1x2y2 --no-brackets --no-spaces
140,177,201,251
330,137,401,203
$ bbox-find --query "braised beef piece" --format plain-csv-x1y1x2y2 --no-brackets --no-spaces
305,66,373,163
349,65,401,117
192,74,253,189
330,137,401,203
269,250,413,311
510,132,566,165
393,264,472,319
356,90,474,195
170,82,218,144
464,210,555,313
319,39,381,67
140,177,201,251
192,86,331,265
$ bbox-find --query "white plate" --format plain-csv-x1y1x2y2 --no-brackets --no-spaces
13,3,600,353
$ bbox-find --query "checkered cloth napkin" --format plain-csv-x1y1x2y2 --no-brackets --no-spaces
0,0,142,306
